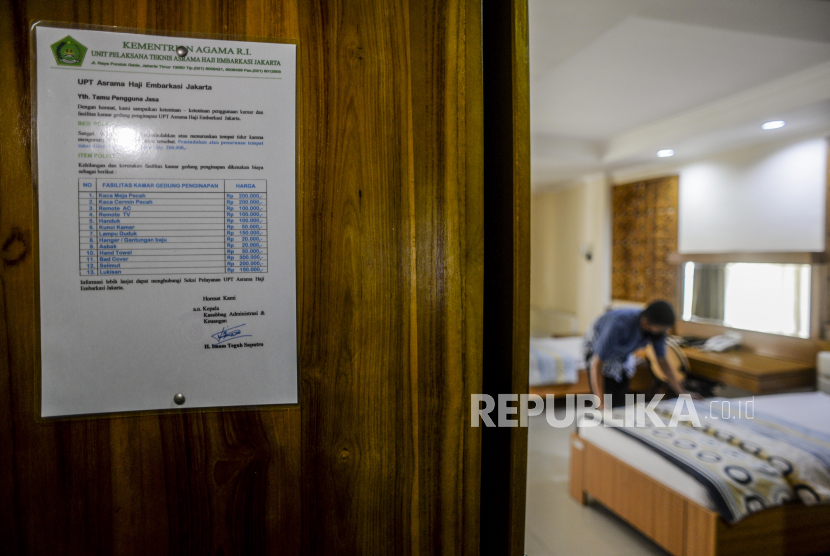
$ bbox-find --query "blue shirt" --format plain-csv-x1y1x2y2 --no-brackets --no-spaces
587,309,666,380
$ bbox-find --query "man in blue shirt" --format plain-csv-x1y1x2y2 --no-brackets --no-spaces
584,300,692,408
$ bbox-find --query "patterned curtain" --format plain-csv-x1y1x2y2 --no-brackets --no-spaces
612,176,679,303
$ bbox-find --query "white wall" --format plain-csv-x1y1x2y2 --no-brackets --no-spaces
679,137,827,253
616,136,828,253
530,186,581,314
530,173,611,333
532,135,828,336
575,173,612,333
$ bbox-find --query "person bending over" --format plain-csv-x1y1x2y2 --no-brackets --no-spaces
584,301,693,409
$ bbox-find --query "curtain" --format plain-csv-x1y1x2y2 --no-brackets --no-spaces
692,264,725,321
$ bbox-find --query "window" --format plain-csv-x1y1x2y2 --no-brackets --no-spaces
682,262,811,338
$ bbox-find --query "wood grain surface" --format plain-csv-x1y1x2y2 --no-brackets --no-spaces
3,3,304,551
576,426,830,556
611,176,679,304
676,319,830,363
682,348,815,394
0,0,528,554
297,0,484,554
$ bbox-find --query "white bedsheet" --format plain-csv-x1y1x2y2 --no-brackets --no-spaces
529,336,585,386
578,392,830,510
742,391,830,436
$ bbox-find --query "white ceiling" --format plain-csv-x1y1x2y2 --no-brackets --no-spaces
529,0,830,191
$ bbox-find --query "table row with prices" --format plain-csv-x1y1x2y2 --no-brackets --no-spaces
79,179,268,275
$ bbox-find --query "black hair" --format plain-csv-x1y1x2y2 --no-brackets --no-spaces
641,300,676,327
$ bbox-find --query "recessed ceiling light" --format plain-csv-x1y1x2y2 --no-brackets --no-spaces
762,120,785,130
657,149,674,158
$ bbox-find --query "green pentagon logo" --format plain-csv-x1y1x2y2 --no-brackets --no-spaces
51,36,87,66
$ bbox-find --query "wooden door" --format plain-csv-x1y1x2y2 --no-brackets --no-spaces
0,1,529,554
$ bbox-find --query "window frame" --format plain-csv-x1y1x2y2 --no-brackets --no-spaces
671,252,827,340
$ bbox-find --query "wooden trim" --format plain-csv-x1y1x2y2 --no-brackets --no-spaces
530,371,592,397
667,252,827,264
673,254,828,342
462,0,485,552
811,264,827,339
480,0,530,554
613,175,680,188
508,0,531,549
529,367,654,398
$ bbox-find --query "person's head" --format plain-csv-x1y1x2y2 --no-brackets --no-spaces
639,300,675,338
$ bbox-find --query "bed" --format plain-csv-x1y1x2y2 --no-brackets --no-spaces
528,335,654,396
529,336,584,387
528,306,653,396
569,391,830,555
528,308,590,394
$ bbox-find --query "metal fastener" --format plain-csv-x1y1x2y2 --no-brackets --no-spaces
176,46,188,57
173,393,186,405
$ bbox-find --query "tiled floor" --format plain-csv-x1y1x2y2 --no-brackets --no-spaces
524,407,670,556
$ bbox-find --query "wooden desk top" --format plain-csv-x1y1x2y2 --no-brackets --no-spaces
682,347,813,375
681,347,815,393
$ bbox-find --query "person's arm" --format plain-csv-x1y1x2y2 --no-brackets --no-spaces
590,356,605,409
657,357,703,400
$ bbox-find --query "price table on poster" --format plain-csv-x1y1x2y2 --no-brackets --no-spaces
79,179,267,276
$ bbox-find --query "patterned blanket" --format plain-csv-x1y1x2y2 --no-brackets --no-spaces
529,338,579,385
608,400,830,523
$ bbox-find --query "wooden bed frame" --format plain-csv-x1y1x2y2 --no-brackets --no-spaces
529,365,654,398
569,433,830,556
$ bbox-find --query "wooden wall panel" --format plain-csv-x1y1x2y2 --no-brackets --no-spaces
296,0,412,551
612,176,679,303
296,0,485,554
0,0,504,554
2,2,304,551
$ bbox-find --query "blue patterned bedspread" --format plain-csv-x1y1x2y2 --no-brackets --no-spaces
607,400,830,523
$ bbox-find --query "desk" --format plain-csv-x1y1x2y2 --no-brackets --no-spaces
682,347,815,394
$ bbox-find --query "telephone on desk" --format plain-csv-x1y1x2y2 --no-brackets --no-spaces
701,333,742,353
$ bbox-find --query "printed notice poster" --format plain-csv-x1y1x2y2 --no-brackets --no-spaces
34,25,298,417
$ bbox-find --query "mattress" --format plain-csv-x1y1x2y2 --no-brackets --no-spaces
578,391,830,511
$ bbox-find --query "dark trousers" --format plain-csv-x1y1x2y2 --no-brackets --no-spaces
590,373,630,408
585,351,631,408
